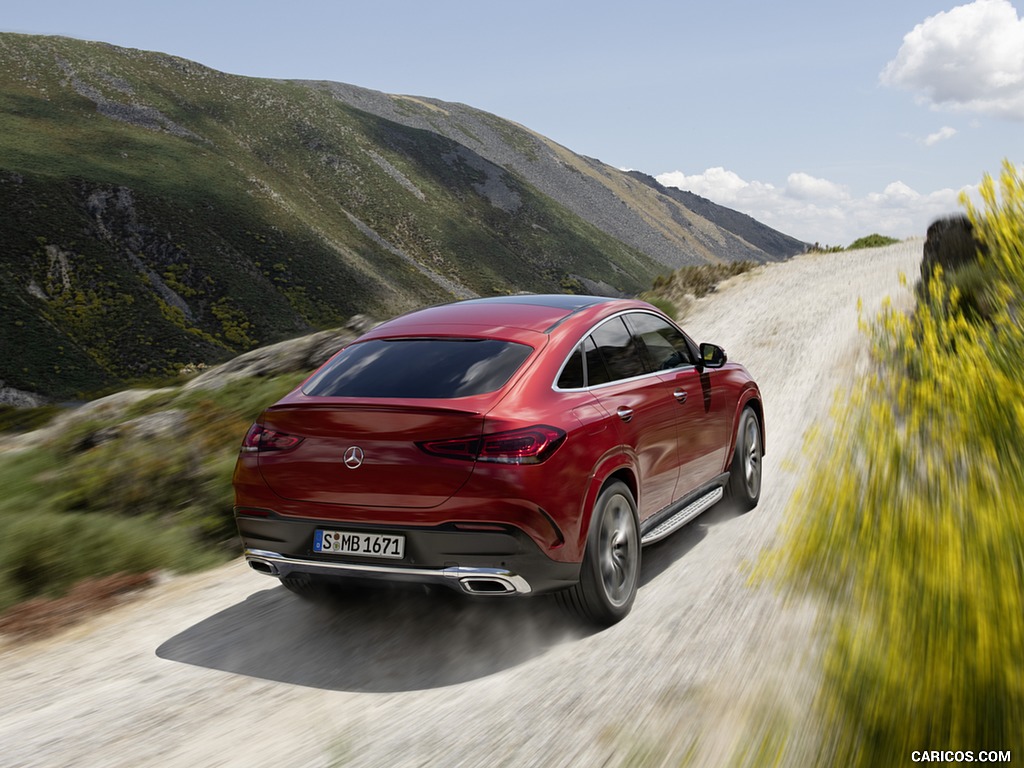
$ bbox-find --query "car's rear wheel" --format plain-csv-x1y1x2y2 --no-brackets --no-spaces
726,407,762,512
558,480,640,625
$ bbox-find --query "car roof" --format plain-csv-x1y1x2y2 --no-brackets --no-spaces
367,294,625,337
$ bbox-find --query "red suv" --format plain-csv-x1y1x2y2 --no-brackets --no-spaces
233,295,763,624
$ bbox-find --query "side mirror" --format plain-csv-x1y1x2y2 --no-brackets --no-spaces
700,343,727,369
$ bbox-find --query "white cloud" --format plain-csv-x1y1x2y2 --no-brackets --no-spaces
923,126,958,146
656,168,968,247
656,167,770,205
785,172,849,201
882,0,1024,120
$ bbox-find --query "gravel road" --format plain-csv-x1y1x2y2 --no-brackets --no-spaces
0,242,923,768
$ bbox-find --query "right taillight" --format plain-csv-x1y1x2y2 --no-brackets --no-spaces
240,423,304,453
418,425,566,465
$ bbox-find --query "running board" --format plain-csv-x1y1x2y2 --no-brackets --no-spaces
640,486,724,545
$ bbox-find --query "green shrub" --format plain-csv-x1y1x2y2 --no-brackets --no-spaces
644,261,755,320
0,511,217,612
0,448,63,515
847,234,900,250
0,375,305,613
767,162,1024,764
649,261,755,298
0,404,61,433
172,371,306,423
643,296,678,319
946,261,1000,322
808,242,845,253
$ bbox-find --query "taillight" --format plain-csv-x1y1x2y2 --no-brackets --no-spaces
418,426,566,465
240,423,304,453
234,507,272,517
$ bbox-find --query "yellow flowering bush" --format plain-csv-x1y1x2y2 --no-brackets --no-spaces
774,162,1024,765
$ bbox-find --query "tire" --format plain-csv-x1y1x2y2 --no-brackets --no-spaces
557,481,640,626
726,407,762,512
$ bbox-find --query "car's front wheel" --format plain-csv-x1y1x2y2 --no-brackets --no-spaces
558,480,640,625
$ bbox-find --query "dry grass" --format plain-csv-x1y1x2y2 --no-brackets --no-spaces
0,571,157,640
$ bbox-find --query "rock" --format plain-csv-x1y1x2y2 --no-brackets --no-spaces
0,316,376,453
0,384,46,409
920,214,984,291
182,316,376,391
86,410,188,448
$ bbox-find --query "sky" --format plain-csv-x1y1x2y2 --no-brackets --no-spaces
3,0,1023,246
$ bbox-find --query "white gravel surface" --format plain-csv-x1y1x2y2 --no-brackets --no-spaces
0,242,923,768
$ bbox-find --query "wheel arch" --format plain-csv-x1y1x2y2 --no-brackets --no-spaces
743,394,765,457
573,458,638,561
729,390,765,462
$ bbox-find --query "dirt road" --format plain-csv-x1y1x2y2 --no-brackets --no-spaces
0,242,922,767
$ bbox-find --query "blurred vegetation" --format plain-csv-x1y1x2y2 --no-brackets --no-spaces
0,372,306,614
643,261,756,319
806,242,846,254
766,161,1024,764
0,404,61,433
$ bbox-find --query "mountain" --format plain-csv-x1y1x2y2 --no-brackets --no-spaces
297,81,808,268
0,33,807,402
624,171,808,263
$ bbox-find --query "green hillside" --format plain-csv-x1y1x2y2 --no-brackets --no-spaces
0,34,801,401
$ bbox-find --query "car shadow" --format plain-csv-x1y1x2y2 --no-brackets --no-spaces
639,496,745,587
156,500,746,693
155,583,594,693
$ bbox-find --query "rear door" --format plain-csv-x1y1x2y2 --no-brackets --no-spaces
584,316,681,521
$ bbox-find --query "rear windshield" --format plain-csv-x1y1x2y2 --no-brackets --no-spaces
303,338,533,398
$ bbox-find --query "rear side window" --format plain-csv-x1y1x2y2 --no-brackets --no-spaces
303,338,532,398
557,345,585,389
583,335,611,386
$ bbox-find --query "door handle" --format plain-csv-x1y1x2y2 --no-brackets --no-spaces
674,389,688,403
616,406,634,422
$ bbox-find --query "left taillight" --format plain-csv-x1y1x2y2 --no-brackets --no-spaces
240,423,304,453
418,425,566,465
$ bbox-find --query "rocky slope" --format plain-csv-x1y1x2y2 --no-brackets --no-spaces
305,81,808,268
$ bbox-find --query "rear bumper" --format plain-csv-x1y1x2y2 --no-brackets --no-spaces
236,512,580,596
245,549,533,595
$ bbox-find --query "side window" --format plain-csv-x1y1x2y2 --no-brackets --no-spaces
626,312,695,371
584,335,610,386
588,317,647,383
556,344,585,389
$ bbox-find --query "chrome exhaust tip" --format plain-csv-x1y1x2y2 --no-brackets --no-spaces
460,578,516,595
247,558,279,576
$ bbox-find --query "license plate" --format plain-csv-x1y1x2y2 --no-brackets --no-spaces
314,530,405,559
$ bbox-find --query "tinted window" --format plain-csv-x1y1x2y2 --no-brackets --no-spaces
626,313,695,370
584,336,610,386
557,345,585,389
588,317,646,383
303,338,532,398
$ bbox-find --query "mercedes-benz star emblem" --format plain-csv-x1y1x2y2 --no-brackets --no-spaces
343,446,365,469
